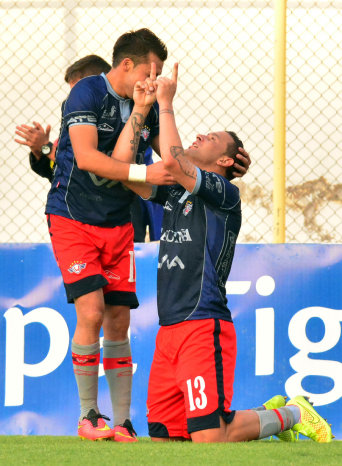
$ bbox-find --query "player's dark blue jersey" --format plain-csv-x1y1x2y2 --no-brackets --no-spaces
151,168,241,326
45,73,159,227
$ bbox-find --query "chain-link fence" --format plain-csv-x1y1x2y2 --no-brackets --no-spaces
1,1,341,243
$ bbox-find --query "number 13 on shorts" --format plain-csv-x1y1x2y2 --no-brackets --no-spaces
186,376,208,411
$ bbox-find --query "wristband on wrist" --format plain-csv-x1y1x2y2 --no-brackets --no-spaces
159,108,174,115
128,164,147,182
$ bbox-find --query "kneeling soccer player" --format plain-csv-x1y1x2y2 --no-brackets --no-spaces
146,65,332,443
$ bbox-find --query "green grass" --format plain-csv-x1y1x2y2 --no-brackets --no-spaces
0,437,341,465
0,436,341,466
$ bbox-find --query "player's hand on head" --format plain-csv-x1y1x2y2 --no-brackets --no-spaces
156,63,178,106
231,147,251,179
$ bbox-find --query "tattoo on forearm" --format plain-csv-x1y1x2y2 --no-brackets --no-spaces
170,146,196,179
130,112,144,157
160,109,174,115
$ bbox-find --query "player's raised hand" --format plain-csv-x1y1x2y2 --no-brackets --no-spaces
156,63,178,106
14,121,51,159
133,62,158,108
146,61,157,92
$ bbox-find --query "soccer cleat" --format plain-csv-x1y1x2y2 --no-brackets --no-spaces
287,395,332,443
263,395,298,442
78,409,115,441
262,395,287,410
113,419,138,442
276,429,299,442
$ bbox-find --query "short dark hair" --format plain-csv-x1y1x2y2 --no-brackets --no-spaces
225,131,244,180
64,55,111,83
112,28,168,67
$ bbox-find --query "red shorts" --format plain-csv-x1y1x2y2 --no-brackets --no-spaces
47,214,138,307
147,319,236,439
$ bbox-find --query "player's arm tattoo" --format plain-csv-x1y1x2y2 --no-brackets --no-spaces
130,112,144,158
170,146,197,179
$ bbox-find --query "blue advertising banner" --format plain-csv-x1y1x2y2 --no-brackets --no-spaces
0,243,341,438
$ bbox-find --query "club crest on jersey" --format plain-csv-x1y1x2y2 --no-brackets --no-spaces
183,200,193,216
141,126,150,141
68,261,87,275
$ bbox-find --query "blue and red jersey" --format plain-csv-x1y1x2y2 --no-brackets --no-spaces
151,168,241,325
46,73,159,227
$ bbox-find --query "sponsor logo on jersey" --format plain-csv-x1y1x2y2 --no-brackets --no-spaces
183,201,193,216
158,254,185,270
141,126,150,141
160,228,192,243
212,174,223,193
205,174,216,191
87,172,119,189
205,173,223,193
98,122,114,132
164,201,173,211
67,114,97,125
68,261,87,274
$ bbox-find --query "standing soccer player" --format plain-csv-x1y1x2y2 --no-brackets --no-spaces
44,29,174,442
112,64,332,443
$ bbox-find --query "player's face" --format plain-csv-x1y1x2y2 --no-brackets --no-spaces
126,53,164,98
187,131,234,165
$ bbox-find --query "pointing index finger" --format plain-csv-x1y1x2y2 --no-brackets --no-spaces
150,62,156,81
172,63,178,83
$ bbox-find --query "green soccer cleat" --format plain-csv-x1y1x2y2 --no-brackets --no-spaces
287,395,332,443
262,395,287,410
276,429,299,442
263,395,298,442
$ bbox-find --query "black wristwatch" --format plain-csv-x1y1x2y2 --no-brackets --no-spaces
41,142,53,156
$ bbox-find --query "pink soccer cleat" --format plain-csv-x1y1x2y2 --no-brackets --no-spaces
78,409,115,441
113,419,138,442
